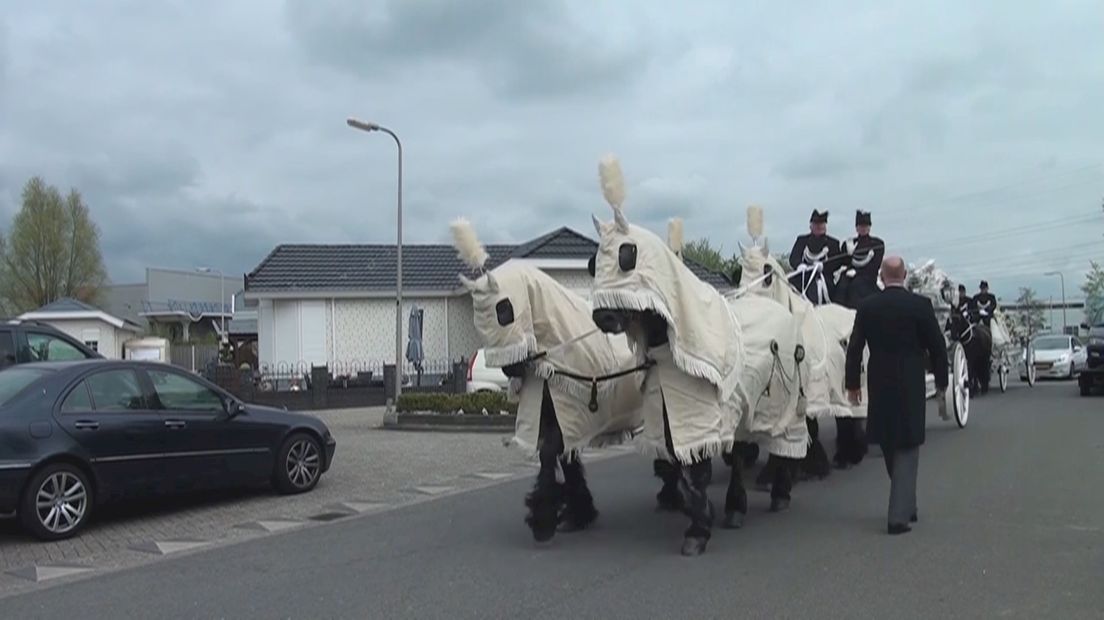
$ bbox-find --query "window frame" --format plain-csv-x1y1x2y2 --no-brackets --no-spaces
58,380,95,415
146,367,227,413
0,329,16,368
80,368,149,413
24,330,94,362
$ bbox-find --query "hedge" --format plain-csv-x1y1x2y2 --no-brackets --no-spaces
396,391,517,415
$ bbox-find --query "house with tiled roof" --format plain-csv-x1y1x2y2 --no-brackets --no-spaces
18,297,143,359
243,227,731,373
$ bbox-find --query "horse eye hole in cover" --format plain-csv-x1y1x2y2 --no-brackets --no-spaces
618,243,637,272
587,253,596,277
495,299,515,327
762,263,774,286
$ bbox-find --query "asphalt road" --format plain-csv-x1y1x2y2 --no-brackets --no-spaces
4,380,1102,619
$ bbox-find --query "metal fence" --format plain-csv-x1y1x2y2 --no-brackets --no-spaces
211,358,469,411
170,343,220,373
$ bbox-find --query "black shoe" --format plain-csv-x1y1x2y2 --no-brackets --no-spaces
888,523,912,535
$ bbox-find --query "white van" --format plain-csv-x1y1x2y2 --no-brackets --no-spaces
466,348,510,393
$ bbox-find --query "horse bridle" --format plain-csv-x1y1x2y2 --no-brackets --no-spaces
514,328,656,412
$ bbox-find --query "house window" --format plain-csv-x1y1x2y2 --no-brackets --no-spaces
81,329,101,354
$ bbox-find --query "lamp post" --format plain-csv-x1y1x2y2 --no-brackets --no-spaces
346,117,404,401
1044,270,1067,333
196,267,226,337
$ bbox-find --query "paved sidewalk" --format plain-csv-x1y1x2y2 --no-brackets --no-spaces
0,406,635,596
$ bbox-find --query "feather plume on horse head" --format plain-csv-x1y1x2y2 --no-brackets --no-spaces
741,204,769,257
747,205,764,240
667,218,684,257
598,154,629,232
450,217,489,271
450,217,498,292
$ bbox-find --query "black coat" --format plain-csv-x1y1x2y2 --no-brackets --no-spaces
788,233,842,305
845,287,949,450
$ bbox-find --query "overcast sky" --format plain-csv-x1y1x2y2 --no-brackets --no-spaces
2,0,1102,306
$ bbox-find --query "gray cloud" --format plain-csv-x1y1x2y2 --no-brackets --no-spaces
0,0,1101,308
284,0,652,100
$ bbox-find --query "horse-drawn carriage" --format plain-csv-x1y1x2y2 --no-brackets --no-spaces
911,262,1034,428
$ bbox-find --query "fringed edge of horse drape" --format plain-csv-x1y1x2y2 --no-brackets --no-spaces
591,287,743,404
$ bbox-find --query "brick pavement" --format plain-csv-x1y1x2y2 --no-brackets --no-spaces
0,406,635,597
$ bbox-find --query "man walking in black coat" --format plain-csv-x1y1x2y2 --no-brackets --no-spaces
845,256,949,535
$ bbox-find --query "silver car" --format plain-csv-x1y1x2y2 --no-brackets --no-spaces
1021,334,1089,380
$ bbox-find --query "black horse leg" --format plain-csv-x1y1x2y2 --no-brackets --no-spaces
755,451,776,491
558,456,598,532
679,458,715,556
769,454,798,512
722,448,748,529
524,383,565,542
654,459,684,511
804,417,832,478
659,400,714,556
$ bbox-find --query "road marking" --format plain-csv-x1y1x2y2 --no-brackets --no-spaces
409,485,457,496
6,563,94,582
329,501,389,514
131,539,211,555
470,472,514,480
234,519,304,533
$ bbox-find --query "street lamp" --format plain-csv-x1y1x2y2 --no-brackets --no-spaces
346,117,404,401
1044,270,1067,332
196,267,226,338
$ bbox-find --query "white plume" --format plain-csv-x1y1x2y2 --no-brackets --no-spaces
449,217,489,271
747,205,764,240
667,218,684,256
598,154,625,209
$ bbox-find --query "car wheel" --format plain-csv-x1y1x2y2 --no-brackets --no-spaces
19,463,93,541
1069,362,1076,380
274,432,323,494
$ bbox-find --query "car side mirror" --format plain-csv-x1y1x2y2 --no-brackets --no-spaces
222,398,245,420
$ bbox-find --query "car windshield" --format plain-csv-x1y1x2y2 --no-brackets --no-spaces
0,368,48,407
1033,336,1070,351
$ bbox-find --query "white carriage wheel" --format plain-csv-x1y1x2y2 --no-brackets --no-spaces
949,342,969,428
998,359,1008,393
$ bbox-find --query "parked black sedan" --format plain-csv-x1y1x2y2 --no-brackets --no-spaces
0,360,336,540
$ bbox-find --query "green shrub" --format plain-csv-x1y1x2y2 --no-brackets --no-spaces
397,391,517,415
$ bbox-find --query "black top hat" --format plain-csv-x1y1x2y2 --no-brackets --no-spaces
958,284,967,291
855,210,872,226
980,280,989,288
809,209,829,223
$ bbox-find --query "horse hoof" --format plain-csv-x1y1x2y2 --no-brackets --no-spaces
531,528,556,543
558,511,597,533
722,512,745,529
680,537,708,556
769,498,791,513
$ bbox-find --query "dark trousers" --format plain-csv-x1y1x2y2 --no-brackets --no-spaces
882,444,919,526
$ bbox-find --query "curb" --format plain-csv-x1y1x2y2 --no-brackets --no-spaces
382,412,516,433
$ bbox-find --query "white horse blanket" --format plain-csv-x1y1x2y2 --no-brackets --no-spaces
592,220,807,463
462,264,644,458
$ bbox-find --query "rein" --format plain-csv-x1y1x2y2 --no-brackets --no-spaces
516,327,656,412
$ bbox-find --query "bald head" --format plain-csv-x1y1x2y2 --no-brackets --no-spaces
881,255,907,286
